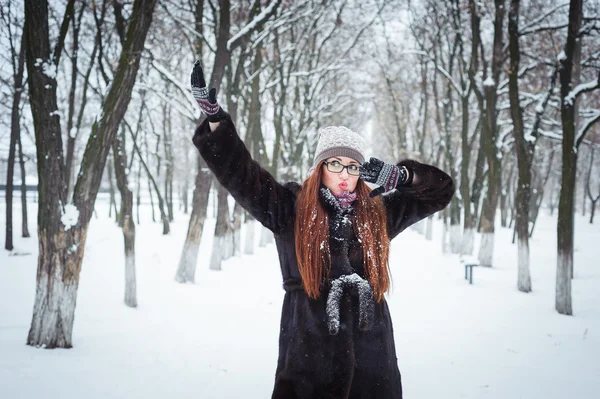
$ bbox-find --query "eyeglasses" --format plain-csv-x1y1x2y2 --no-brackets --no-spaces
323,160,360,176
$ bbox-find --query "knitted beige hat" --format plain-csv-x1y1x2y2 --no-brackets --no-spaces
313,126,366,167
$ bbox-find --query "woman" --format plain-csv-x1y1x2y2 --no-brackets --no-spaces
190,61,454,398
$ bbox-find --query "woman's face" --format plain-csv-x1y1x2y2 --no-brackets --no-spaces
321,156,361,195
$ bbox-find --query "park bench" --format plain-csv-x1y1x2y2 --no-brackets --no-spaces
460,256,479,284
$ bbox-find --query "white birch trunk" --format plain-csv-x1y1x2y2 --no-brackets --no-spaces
28,267,78,348
259,224,273,247
124,252,137,307
517,237,532,293
210,231,234,271
233,228,241,257
478,232,495,267
123,215,137,307
224,232,235,260
244,220,255,255
449,224,462,254
175,238,201,282
555,251,573,315
412,219,425,235
441,221,449,254
460,227,475,255
425,216,433,241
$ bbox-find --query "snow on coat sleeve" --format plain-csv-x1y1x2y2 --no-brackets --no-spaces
382,159,455,239
192,114,297,234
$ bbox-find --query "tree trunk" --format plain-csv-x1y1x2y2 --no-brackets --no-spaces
210,183,233,270
232,201,242,257
460,94,475,255
500,179,508,228
556,0,583,316
178,0,230,279
17,130,30,238
529,150,555,237
478,0,505,268
130,127,169,234
64,2,84,197
425,215,434,241
586,148,599,224
25,0,75,347
4,22,26,251
107,158,118,220
25,0,157,347
244,213,256,255
508,0,532,293
112,136,137,308
5,125,15,251
441,207,449,254
259,224,274,247
148,178,156,222
175,155,211,283
163,101,174,222
449,198,461,253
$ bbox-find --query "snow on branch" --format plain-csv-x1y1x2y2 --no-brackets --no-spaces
538,129,563,141
519,2,569,36
519,23,569,36
435,63,465,97
564,74,600,106
227,0,282,51
148,58,197,121
582,51,600,67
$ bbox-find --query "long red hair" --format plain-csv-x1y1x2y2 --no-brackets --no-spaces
294,162,391,302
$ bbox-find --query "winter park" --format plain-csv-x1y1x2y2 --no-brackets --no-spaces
1,0,600,398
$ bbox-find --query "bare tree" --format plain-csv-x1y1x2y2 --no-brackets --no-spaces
3,3,26,251
478,0,506,268
556,0,600,315
507,0,532,292
24,0,157,348
176,0,283,280
585,146,600,223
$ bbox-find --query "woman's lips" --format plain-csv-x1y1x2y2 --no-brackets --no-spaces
339,182,348,190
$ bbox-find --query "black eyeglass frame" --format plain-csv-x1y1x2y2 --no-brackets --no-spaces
322,160,361,176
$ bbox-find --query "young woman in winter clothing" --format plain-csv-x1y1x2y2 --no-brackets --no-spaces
190,61,454,399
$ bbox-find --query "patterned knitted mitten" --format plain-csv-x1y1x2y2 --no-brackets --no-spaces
359,157,412,198
190,60,227,122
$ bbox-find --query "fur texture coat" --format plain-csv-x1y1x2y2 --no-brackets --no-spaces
193,115,455,399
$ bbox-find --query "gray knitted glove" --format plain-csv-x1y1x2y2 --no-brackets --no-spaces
190,60,227,122
359,157,412,198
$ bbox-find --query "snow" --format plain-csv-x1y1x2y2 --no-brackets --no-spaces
1,198,600,398
227,0,280,51
564,78,600,107
557,50,566,61
535,102,544,114
483,76,495,87
60,203,79,231
42,61,57,80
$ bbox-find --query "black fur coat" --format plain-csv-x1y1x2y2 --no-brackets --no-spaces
193,115,454,399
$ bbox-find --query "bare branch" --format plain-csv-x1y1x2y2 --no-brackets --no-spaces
519,2,569,36
576,110,600,148
227,0,283,51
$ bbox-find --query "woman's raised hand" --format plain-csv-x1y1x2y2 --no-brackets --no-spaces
360,157,411,198
190,60,227,122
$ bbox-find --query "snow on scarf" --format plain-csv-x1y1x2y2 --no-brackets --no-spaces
319,187,375,335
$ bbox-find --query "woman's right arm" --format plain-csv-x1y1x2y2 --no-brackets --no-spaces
193,114,297,234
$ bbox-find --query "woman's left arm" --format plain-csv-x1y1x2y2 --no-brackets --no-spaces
378,160,455,239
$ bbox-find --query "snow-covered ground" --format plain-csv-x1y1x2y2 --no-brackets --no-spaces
1,199,599,399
